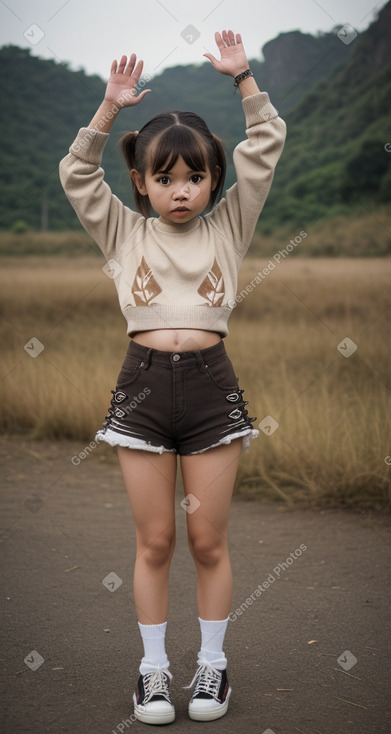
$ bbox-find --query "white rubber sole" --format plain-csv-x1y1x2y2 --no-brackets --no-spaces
188,686,231,721
133,692,175,725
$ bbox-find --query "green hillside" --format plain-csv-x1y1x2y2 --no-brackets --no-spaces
0,2,390,241
262,0,391,232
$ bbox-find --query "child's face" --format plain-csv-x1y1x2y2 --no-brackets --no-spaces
131,155,220,225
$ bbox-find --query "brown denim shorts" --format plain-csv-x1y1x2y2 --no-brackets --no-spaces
95,340,259,456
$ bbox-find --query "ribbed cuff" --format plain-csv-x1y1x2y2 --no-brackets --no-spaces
69,127,110,164
242,91,279,124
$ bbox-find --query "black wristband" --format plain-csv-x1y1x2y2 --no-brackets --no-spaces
233,69,253,93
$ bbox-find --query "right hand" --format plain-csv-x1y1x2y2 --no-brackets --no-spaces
104,54,151,107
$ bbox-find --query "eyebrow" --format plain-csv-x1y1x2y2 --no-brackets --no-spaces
155,168,205,175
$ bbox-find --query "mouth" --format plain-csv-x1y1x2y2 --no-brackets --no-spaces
172,207,190,213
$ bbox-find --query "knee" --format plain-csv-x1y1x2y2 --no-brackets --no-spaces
139,531,175,568
188,534,227,567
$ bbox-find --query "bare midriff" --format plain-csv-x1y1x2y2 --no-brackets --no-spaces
132,328,222,352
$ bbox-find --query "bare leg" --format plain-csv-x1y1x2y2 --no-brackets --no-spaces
180,439,242,620
118,447,177,624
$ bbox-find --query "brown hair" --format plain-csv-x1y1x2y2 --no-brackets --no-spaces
120,110,226,218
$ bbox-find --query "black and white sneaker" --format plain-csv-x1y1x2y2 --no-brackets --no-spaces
186,661,231,721
133,669,175,725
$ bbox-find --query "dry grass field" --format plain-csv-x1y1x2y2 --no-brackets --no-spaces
1,255,390,509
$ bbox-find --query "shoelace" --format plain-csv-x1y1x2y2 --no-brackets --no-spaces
142,669,172,704
183,659,221,699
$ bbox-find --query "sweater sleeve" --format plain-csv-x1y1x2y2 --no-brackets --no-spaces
59,127,144,260
205,92,286,259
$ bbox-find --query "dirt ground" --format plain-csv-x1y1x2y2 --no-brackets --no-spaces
1,435,390,734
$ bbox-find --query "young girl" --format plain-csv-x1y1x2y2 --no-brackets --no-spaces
60,30,286,725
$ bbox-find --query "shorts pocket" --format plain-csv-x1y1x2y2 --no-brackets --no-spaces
116,355,142,388
204,355,238,391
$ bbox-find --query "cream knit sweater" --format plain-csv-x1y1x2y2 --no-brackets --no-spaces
59,92,286,337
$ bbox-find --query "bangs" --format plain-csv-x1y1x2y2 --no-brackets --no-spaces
149,125,208,175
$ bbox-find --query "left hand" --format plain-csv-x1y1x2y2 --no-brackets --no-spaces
203,30,249,78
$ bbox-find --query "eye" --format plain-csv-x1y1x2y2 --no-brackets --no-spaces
157,176,170,185
190,174,203,184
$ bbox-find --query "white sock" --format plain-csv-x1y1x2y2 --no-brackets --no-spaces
138,621,170,675
197,616,229,670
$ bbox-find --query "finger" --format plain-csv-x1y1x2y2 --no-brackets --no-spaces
110,59,118,74
132,58,144,79
214,31,225,50
222,30,231,46
236,33,242,44
203,52,220,66
124,53,137,75
227,29,235,44
117,55,128,73
133,89,151,105
138,89,151,100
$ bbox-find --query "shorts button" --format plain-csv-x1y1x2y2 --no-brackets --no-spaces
172,353,181,362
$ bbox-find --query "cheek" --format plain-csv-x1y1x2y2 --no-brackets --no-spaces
150,185,164,201
200,183,213,202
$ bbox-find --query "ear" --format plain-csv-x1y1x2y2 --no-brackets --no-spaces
211,165,221,192
130,168,148,196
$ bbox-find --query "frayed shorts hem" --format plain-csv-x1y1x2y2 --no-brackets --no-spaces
189,428,259,454
94,429,175,455
95,427,259,456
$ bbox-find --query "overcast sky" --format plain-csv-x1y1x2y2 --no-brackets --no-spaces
0,0,387,80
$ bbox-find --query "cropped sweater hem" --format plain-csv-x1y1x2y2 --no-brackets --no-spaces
123,304,232,338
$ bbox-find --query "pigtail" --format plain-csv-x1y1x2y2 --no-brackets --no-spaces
120,131,138,169
209,133,226,207
119,131,151,219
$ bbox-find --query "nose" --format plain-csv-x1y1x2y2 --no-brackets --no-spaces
173,183,190,200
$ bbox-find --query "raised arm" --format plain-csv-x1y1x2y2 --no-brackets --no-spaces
203,30,287,256
59,54,151,260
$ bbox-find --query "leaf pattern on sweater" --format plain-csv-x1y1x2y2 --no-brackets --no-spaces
131,256,162,305
197,258,225,306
